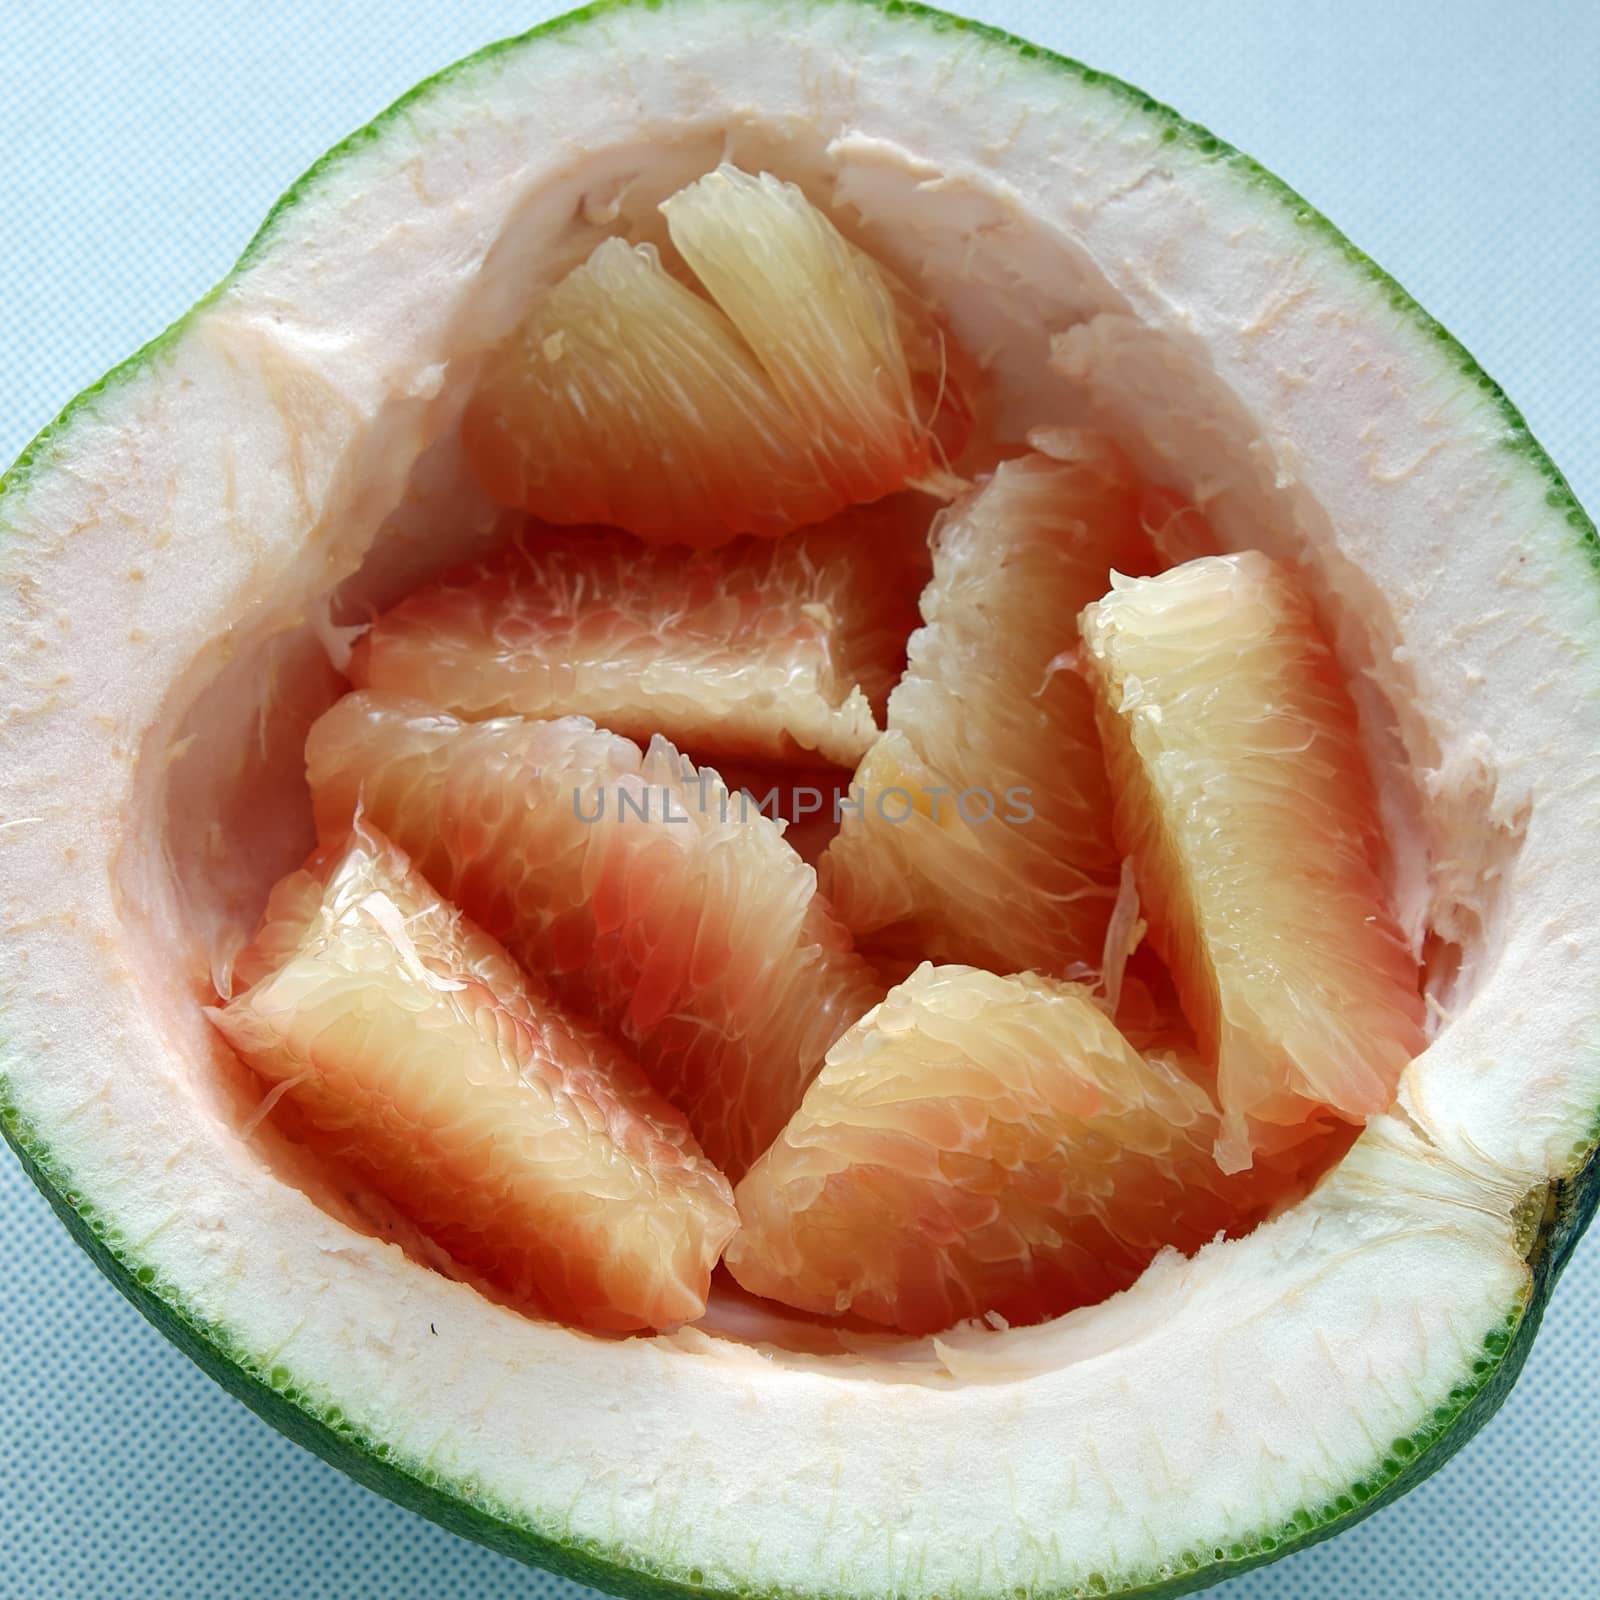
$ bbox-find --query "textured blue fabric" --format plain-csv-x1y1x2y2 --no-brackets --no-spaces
1,3,1596,1596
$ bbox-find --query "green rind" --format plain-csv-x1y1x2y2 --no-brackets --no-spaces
5,1074,1595,1599
3,0,1596,568
0,1079,706,1600
3,0,1598,1594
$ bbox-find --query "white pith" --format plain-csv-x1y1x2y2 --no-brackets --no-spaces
1,2,1597,1594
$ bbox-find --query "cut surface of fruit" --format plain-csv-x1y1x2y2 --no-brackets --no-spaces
3,3,1596,1598
210,823,736,1331
728,964,1327,1334
821,444,1161,975
463,164,968,544
305,693,886,1179
349,497,933,767
1081,551,1427,1170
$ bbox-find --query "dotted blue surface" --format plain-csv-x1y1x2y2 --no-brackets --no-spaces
2,3,1597,1597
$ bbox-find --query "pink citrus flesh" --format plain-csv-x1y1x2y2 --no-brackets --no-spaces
209,823,736,1331
188,156,1428,1340
462,165,971,545
305,694,886,1179
1080,551,1426,1170
726,963,1331,1334
349,496,933,768
682,754,858,869
820,442,1162,976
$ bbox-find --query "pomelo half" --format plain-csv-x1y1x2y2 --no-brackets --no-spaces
2,3,1597,1597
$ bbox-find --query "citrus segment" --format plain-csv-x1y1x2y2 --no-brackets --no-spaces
305,695,886,1178
208,823,737,1331
726,964,1307,1334
462,164,969,544
661,165,968,486
349,497,933,768
1079,551,1426,1170
820,444,1161,975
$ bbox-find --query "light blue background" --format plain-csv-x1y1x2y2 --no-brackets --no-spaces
2,3,1596,1596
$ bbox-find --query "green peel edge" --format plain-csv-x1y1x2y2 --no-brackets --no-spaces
5,1071,1597,1598
3,1,1598,1592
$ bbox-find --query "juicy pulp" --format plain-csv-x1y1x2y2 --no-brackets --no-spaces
304,693,886,1180
1080,552,1428,1170
727,963,1325,1333
209,824,736,1331
349,498,933,767
821,444,1162,975
463,164,968,544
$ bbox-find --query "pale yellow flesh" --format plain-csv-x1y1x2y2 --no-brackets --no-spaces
1081,552,1428,1171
